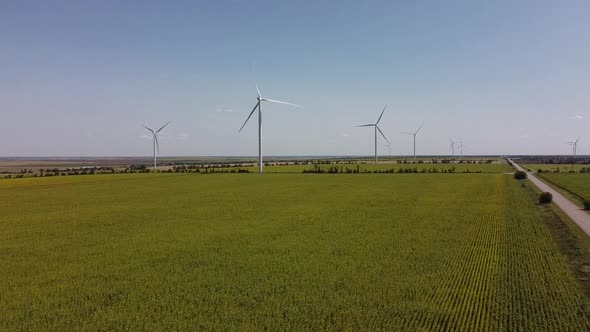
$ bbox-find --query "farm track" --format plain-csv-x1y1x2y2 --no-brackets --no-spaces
510,159,590,236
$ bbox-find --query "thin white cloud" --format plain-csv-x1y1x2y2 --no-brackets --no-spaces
519,134,529,139
569,115,584,120
341,133,350,137
138,134,151,139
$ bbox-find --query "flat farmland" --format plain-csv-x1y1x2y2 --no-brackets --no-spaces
1,173,589,330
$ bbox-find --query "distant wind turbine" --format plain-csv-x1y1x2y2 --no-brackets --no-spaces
142,122,169,170
568,137,580,155
384,142,392,158
449,138,457,157
568,137,581,172
238,85,302,174
457,138,465,158
403,122,424,160
356,105,389,164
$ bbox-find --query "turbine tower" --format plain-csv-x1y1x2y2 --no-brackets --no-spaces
142,122,169,170
239,85,302,174
356,105,389,164
403,122,424,160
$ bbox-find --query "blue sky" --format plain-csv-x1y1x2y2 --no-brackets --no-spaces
1,0,588,156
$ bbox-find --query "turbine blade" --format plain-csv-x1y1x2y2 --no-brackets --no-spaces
356,124,375,127
156,122,170,134
142,125,154,134
414,122,424,135
402,132,414,135
376,105,387,124
376,126,389,144
256,84,261,98
261,98,303,108
239,102,260,133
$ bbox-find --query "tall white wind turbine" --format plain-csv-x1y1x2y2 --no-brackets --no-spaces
142,122,169,170
356,105,389,164
238,85,302,174
403,122,424,160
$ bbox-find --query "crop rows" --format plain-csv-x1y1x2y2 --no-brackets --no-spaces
1,173,589,330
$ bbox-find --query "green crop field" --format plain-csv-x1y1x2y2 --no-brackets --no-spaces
537,173,590,202
1,173,590,330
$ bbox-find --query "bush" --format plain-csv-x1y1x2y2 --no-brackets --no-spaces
584,201,590,211
539,192,553,204
514,170,527,180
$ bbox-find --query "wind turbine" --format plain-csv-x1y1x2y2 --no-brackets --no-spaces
384,142,392,158
568,137,580,155
238,85,302,174
403,122,424,160
356,105,389,164
457,138,465,158
142,122,169,170
448,138,457,157
567,137,580,172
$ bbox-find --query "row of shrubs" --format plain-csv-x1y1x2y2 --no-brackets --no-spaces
169,159,496,168
1,166,252,179
170,167,251,173
535,167,590,173
301,166,485,174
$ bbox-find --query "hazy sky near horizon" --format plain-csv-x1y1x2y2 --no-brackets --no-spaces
1,0,588,157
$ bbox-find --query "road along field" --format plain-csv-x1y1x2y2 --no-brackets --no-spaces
537,173,590,204
1,173,590,330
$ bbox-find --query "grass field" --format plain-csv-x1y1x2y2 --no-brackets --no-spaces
537,173,590,203
2,173,590,330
